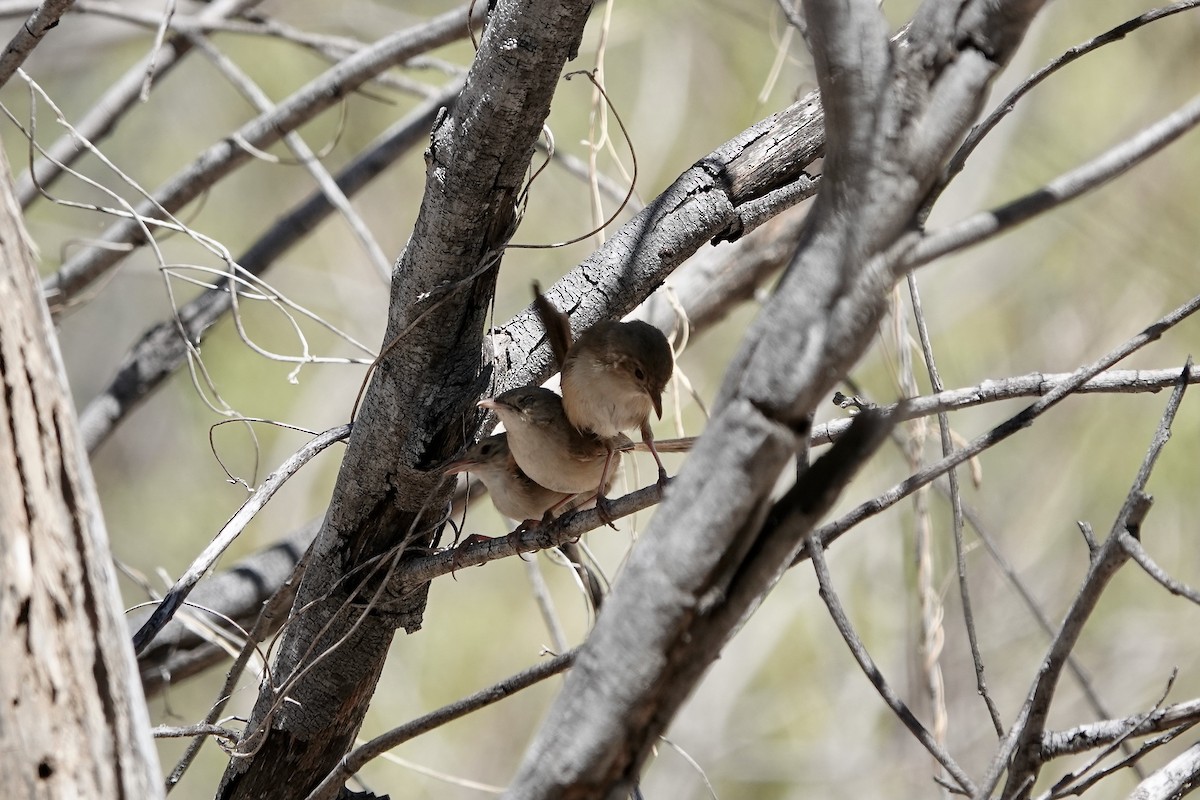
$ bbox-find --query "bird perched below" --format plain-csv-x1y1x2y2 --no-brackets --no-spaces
532,284,675,515
443,432,606,608
477,386,621,498
443,433,574,525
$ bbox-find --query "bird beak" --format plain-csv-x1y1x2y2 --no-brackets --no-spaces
477,398,499,411
651,391,663,419
441,457,474,475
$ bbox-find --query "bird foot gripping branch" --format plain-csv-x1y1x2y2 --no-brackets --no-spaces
441,281,686,551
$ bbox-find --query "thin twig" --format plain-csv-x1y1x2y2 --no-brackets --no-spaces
302,650,577,800
907,271,1004,737
165,543,314,791
132,425,350,654
902,89,1200,273
925,0,1200,217
809,297,1200,551
152,723,240,743
809,366,1200,446
807,533,976,795
1119,532,1200,605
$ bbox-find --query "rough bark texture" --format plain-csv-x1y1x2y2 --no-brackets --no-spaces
215,2,595,797
0,147,162,797
502,1,1047,797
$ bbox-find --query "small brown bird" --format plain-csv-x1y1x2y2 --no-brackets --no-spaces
444,433,606,607
477,386,622,498
443,433,574,524
533,285,675,512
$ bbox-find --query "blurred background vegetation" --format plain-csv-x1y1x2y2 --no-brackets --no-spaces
2,0,1198,797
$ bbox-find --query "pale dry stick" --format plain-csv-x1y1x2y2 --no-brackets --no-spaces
8,71,358,377
926,0,1200,216
552,542,605,617
152,724,240,744
140,0,176,100
775,0,805,33
165,543,314,792
77,82,462,453
184,32,392,281
656,737,719,800
14,0,264,206
900,89,1200,274
303,650,578,800
907,271,1005,738
756,19,795,108
810,297,1200,551
41,2,485,305
132,424,351,654
1126,741,1200,800
584,0,615,245
806,533,977,795
1118,531,1200,605
0,0,75,87
370,750,505,794
523,557,570,654
892,285,949,760
982,360,1191,800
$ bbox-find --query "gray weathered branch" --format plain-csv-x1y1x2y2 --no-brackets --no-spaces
502,2,1046,796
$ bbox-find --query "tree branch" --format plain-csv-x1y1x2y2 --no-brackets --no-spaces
0,0,74,88
215,3,596,796
502,1,1047,795
41,2,485,308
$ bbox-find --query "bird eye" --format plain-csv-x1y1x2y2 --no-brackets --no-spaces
634,367,646,381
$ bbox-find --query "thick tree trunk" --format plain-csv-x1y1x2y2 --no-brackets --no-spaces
0,148,162,797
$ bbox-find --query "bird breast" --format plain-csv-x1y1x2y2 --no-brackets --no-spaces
562,364,653,436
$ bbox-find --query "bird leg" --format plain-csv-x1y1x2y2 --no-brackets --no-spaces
640,419,670,486
593,444,620,528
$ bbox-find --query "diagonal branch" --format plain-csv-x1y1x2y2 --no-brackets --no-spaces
41,2,485,308
502,4,1048,795
14,0,264,206
77,81,462,453
214,2,596,796
0,0,75,88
